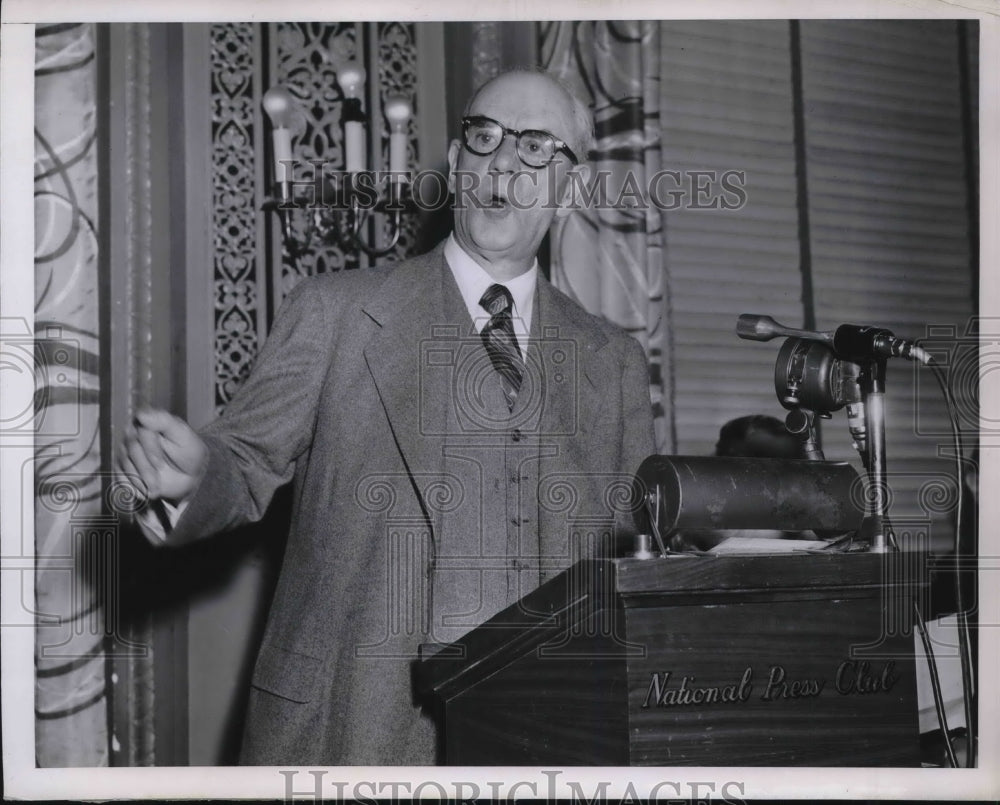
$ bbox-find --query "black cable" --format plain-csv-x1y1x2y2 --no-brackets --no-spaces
849,354,973,766
927,358,975,767
913,599,958,767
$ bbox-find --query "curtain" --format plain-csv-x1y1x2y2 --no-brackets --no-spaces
541,21,671,451
34,22,109,767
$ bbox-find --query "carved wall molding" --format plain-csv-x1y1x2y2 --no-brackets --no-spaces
105,21,158,768
211,23,262,413
208,21,425,411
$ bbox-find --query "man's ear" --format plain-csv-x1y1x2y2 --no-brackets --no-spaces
554,163,592,219
446,139,461,195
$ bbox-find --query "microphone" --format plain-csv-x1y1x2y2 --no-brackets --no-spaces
737,314,930,364
832,324,929,364
736,314,832,345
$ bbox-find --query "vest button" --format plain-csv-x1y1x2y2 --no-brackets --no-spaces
511,429,522,442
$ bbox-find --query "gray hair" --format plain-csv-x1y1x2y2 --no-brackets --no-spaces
463,67,596,163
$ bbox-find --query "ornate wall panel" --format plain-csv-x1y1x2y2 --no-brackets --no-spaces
211,24,262,413
208,22,424,412
274,22,360,283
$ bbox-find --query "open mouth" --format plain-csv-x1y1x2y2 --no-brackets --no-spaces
486,193,509,210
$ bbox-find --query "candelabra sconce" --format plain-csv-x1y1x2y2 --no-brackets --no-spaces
261,63,414,260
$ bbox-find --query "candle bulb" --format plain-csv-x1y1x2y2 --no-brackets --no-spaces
336,62,367,174
262,86,297,195
384,94,412,181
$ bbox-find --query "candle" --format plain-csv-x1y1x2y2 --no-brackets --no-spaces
272,129,292,185
384,94,412,180
336,62,367,174
261,86,297,192
344,122,365,174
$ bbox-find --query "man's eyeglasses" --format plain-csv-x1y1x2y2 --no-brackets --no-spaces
461,115,579,168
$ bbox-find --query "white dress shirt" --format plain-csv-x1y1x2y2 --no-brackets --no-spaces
444,234,537,360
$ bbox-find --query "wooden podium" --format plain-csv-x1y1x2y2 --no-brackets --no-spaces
417,552,924,766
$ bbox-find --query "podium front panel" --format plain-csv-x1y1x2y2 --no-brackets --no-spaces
419,554,924,766
626,594,919,765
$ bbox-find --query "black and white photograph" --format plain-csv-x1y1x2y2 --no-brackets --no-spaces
1,0,997,800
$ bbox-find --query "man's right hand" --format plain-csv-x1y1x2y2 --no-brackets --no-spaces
117,408,208,505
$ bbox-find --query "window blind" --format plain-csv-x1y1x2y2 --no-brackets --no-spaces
659,20,805,454
799,20,976,549
657,20,976,548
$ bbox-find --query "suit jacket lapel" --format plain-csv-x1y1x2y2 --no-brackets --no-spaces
533,277,621,578
534,275,609,440
362,246,452,533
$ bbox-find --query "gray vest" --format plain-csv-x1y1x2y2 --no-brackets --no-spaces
430,270,544,644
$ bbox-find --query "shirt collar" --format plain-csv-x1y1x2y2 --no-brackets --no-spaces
444,234,537,337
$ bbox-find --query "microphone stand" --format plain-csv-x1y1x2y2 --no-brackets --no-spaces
858,358,890,553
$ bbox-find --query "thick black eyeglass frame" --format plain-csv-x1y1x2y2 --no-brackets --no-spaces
461,115,580,167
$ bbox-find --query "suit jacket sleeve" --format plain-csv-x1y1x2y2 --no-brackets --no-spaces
165,279,334,545
614,332,656,540
620,332,656,476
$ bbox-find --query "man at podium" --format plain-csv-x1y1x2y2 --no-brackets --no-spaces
118,69,655,765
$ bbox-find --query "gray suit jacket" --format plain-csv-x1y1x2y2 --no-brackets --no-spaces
168,242,655,765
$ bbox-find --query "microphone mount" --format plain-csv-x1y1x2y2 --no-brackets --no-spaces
737,313,919,553
737,314,930,365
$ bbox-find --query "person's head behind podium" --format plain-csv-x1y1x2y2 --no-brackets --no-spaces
668,415,808,551
446,69,593,281
715,414,805,460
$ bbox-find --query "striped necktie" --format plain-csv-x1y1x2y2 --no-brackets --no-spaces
479,283,523,410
